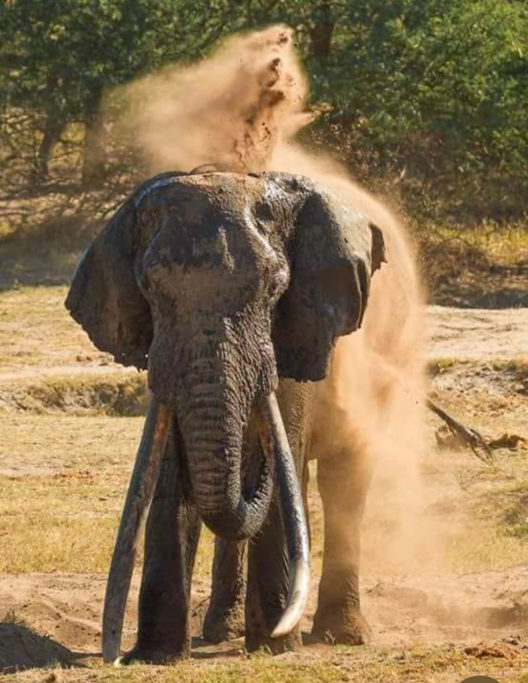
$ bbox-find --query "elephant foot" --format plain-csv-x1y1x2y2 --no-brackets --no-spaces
203,601,245,643
245,625,302,654
120,639,189,665
312,608,372,646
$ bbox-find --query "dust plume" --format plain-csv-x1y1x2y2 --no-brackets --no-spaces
116,26,438,575
117,25,312,174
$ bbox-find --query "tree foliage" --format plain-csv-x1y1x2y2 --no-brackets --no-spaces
1,0,526,203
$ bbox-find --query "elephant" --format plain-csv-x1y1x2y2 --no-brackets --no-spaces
65,168,386,663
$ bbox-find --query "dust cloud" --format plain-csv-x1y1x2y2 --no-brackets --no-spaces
117,26,312,174
116,26,440,576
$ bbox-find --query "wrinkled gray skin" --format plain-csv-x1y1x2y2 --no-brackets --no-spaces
66,170,384,662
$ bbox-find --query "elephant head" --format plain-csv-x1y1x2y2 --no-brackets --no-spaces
65,170,385,658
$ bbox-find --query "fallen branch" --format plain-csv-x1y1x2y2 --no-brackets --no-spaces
427,399,494,464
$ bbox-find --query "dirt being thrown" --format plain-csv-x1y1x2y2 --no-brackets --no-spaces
117,26,431,575
118,26,312,175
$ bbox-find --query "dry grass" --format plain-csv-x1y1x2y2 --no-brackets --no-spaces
0,286,143,414
0,286,527,578
1,283,527,682
419,222,528,307
0,413,217,575
428,222,528,265
0,286,101,372
1,410,526,578
2,643,528,683
0,414,142,573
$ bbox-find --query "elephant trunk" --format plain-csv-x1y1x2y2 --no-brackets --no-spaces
183,387,310,636
179,363,273,540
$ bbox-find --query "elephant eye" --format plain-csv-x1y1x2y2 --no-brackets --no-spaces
252,201,275,237
255,220,270,237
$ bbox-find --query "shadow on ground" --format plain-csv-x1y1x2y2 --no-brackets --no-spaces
0,621,87,673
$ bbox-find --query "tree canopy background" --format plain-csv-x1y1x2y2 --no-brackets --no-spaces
0,0,526,300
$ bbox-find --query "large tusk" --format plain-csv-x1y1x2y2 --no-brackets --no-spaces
258,393,310,639
102,397,171,663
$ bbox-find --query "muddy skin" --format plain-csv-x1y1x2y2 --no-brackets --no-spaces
65,170,384,662
206,381,375,650
202,538,246,643
122,417,200,664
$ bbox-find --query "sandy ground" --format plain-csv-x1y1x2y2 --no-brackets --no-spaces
0,303,525,383
427,306,527,361
0,299,527,680
2,566,528,671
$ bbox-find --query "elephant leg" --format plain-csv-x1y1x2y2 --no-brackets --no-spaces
312,448,372,645
244,382,313,653
203,538,247,643
124,421,201,663
245,495,303,654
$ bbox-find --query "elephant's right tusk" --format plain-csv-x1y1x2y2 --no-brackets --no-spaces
102,397,171,663
258,392,310,639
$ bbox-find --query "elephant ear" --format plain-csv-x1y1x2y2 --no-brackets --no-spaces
273,188,385,382
65,201,152,369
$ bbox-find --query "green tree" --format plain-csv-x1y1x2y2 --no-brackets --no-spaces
244,0,528,182
1,0,527,206
0,0,238,185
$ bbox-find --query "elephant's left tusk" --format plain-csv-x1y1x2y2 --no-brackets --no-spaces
258,392,310,639
102,397,171,663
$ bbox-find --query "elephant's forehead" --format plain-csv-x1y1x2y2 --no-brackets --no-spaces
133,172,267,209
133,171,305,217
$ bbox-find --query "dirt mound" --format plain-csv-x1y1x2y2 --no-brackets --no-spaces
364,567,528,646
0,575,98,673
0,574,104,662
0,622,75,673
0,373,147,415
0,573,210,672
2,568,527,672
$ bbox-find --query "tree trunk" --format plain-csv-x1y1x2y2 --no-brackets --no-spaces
31,118,62,185
81,86,107,188
310,3,335,62
31,72,65,186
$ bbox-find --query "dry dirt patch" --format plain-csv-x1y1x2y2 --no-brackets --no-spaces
2,571,528,681
427,306,528,361
0,287,527,681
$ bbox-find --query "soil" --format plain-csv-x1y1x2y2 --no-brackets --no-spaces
0,303,526,678
427,306,527,361
2,567,528,672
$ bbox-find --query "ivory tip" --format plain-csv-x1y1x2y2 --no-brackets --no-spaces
270,558,310,638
